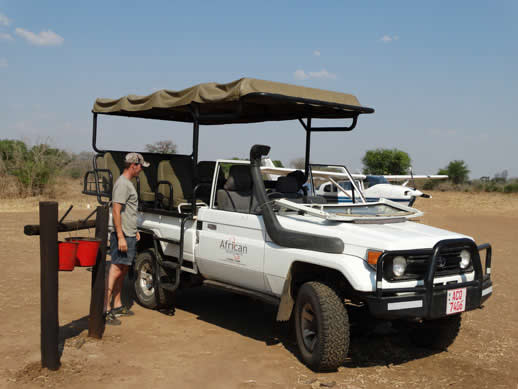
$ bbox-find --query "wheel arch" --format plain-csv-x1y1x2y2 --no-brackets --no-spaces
137,228,156,252
276,261,355,322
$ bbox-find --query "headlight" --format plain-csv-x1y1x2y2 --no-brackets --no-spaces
392,256,407,277
460,249,471,269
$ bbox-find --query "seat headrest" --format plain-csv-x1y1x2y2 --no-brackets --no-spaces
224,165,252,192
287,170,306,188
197,161,216,183
275,176,299,193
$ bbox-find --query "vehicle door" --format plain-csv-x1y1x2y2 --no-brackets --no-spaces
195,161,266,292
196,208,266,292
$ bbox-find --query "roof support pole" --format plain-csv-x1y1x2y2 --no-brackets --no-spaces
299,118,312,179
190,104,201,214
191,106,200,167
92,113,101,153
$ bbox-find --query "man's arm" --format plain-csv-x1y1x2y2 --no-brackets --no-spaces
112,202,127,252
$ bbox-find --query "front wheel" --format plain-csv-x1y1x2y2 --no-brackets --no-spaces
294,282,349,371
133,249,175,309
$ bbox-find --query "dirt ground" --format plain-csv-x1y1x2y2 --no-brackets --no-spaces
1,191,517,389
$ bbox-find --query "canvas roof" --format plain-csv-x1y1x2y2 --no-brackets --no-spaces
93,78,374,125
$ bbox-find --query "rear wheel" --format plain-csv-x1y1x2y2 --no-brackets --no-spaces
294,282,349,371
133,249,175,309
408,314,462,349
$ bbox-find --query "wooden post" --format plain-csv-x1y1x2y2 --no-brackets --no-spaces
88,204,109,338
39,201,60,370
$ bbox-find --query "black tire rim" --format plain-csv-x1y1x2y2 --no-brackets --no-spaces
301,302,318,352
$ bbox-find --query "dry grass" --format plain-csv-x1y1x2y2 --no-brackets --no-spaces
416,190,518,216
2,180,517,216
0,172,22,198
0,177,98,213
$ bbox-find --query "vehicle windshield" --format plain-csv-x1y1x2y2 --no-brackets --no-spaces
275,198,421,221
320,203,413,217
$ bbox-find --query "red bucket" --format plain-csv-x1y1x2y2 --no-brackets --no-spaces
58,241,78,271
65,237,101,267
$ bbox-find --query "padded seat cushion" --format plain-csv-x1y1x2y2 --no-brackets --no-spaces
157,155,196,210
224,165,252,191
217,165,261,214
140,191,156,202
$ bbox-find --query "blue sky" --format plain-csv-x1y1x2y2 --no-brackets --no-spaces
1,1,517,178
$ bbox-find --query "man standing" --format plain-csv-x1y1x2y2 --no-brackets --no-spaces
105,152,150,325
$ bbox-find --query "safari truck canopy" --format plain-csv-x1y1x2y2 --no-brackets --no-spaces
92,77,374,124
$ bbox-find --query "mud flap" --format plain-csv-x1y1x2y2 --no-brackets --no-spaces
276,270,294,321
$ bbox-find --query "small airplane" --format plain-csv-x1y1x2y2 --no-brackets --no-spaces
260,159,447,207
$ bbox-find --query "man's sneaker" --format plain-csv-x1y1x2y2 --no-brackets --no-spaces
104,311,121,326
111,306,135,317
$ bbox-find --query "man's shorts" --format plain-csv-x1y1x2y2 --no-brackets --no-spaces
110,232,137,266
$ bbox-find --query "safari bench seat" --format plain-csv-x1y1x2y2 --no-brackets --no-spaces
95,152,123,195
95,151,156,204
157,155,205,212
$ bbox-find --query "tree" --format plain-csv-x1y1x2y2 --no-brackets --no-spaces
63,151,95,179
0,139,71,195
145,140,177,154
438,160,470,185
493,169,508,183
290,157,305,169
362,148,411,175
272,160,284,168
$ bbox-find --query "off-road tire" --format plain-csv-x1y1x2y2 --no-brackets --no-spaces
133,249,175,309
409,314,462,350
294,282,349,371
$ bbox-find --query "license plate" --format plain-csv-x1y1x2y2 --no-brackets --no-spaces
446,287,466,315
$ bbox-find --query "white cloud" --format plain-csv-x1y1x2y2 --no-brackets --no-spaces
308,69,336,79
313,50,321,57
0,32,13,41
0,58,8,68
0,13,10,26
15,28,64,46
294,69,309,80
380,34,399,43
294,68,337,80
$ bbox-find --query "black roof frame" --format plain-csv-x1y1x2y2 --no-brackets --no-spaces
91,91,375,213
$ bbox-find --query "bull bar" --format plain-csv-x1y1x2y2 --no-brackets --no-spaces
364,238,492,319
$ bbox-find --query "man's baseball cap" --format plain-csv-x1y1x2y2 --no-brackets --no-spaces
125,152,150,167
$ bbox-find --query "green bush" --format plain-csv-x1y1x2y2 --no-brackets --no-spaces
504,182,518,193
362,149,411,175
0,139,71,196
439,160,470,185
422,180,439,190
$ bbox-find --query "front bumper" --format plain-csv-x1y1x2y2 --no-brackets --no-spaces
363,239,492,320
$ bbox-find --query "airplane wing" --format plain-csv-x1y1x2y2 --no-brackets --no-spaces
384,175,448,181
260,166,366,180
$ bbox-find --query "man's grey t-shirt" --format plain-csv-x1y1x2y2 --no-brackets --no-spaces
112,175,138,237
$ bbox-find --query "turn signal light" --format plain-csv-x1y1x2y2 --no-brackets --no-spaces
367,250,383,266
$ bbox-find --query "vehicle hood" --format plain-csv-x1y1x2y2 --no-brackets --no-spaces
275,214,471,252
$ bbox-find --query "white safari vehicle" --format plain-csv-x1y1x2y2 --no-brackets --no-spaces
84,78,492,371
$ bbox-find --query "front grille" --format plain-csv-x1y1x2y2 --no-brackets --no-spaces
383,247,474,281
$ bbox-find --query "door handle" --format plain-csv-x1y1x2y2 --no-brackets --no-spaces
207,223,217,230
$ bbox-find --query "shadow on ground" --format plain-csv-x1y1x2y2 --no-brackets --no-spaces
57,316,89,356
171,286,443,369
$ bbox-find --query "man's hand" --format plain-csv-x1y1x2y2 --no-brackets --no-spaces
118,235,128,252
136,231,140,241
